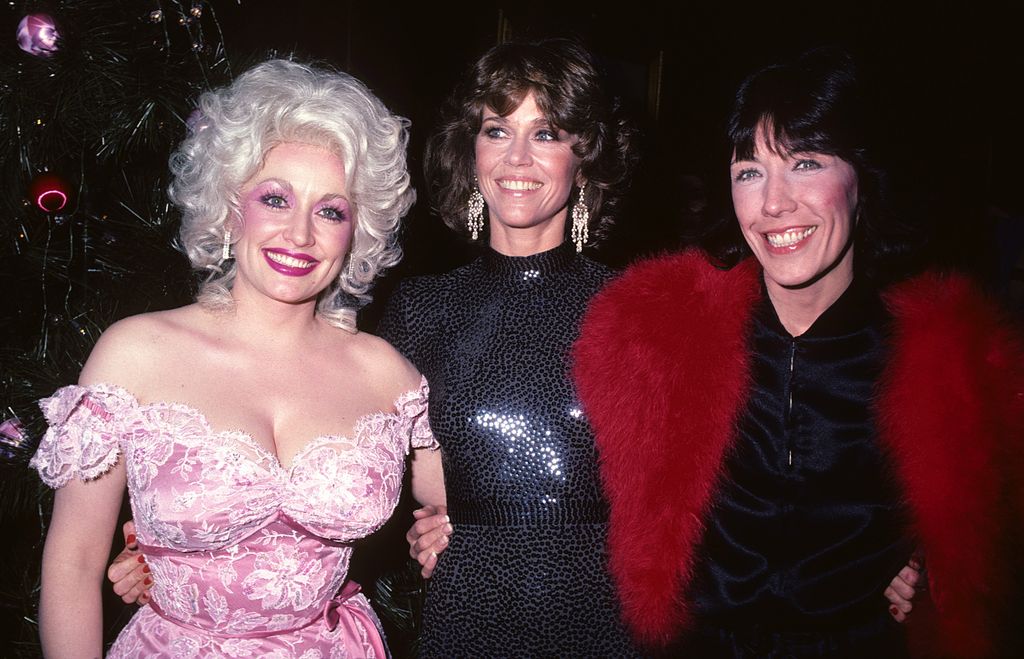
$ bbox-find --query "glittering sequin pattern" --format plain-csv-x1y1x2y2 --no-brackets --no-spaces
379,242,640,657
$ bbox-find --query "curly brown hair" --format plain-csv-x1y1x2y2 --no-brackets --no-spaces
424,38,638,247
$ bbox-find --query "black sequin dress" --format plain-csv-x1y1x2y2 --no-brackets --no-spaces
378,242,640,658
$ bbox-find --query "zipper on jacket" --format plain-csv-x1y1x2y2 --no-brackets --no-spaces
786,340,796,468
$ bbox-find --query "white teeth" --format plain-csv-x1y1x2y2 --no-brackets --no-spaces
767,226,816,248
497,179,542,191
266,251,315,268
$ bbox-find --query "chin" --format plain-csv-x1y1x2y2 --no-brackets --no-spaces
762,264,823,290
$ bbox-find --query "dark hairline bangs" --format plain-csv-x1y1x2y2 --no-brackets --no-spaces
730,113,847,164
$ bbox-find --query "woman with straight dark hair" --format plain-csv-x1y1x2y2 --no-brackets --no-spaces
573,48,1024,658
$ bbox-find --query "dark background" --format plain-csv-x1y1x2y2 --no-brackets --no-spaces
2,1,1022,656
214,0,1024,320
210,3,1022,653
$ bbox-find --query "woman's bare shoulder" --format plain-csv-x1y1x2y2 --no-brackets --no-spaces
79,305,211,390
327,326,422,397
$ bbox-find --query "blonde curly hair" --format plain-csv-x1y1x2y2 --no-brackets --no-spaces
170,58,415,331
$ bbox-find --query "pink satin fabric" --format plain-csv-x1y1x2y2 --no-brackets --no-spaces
31,380,436,657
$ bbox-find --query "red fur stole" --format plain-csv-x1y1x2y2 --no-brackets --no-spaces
573,251,1024,656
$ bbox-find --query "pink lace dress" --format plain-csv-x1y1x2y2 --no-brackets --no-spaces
30,378,436,658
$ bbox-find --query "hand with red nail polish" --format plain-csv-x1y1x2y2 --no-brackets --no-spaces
106,520,153,605
885,556,924,623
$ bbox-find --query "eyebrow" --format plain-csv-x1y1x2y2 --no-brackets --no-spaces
253,177,292,190
253,179,348,202
481,113,552,128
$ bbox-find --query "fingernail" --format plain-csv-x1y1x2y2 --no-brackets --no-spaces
142,565,150,573
443,515,450,523
126,534,136,546
144,577,152,585
889,605,898,616
137,555,146,563
439,535,449,545
445,524,454,534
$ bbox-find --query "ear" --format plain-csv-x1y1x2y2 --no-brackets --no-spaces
575,169,588,188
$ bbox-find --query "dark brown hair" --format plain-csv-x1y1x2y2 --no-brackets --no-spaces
425,38,638,246
705,47,919,282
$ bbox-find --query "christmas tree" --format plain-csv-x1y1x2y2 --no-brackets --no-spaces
0,2,232,654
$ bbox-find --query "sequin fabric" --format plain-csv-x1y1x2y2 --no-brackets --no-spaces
379,242,640,658
31,379,436,658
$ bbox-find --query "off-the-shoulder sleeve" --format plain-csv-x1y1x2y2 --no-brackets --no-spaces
29,384,138,488
395,376,438,451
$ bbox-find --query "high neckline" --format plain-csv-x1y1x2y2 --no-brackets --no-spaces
482,241,577,281
758,276,884,340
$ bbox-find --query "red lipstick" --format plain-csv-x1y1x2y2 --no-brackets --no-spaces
262,248,319,276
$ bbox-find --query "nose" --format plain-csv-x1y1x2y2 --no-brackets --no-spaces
504,134,532,166
761,174,797,217
282,212,314,247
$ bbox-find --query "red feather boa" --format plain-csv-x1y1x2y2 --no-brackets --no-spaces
572,250,1024,657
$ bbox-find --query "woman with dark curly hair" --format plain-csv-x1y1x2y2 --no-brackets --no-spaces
382,38,642,656
573,48,1024,658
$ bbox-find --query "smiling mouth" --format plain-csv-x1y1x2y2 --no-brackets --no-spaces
766,226,816,248
497,179,542,191
264,250,317,269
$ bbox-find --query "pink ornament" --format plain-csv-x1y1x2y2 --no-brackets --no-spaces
30,172,71,212
16,13,60,58
0,417,24,444
0,417,25,459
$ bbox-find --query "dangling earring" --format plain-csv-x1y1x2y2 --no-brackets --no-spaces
570,183,589,253
467,181,485,241
222,229,232,261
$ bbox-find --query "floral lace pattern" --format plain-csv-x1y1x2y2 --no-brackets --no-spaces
31,378,435,657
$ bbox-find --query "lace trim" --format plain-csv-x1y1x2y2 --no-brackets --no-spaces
398,375,436,451
31,384,137,488
32,377,434,488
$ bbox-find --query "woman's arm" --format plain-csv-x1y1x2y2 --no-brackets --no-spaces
411,446,445,507
378,280,454,576
41,314,150,652
408,447,451,578
40,463,126,658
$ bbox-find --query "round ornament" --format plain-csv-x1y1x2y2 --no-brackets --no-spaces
30,172,71,212
16,13,60,58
